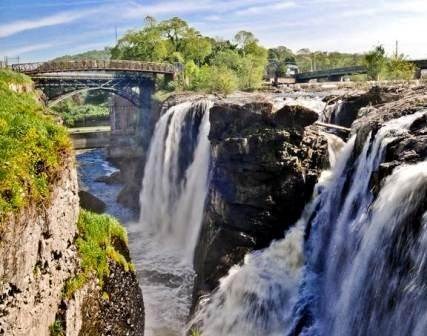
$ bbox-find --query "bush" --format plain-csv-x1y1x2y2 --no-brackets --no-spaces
52,101,109,127
207,66,238,94
0,70,71,217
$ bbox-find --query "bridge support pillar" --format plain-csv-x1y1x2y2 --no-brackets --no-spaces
328,75,343,82
139,79,156,150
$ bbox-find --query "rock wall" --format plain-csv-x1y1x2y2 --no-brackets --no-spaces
192,98,329,307
352,85,427,179
0,155,145,336
0,158,79,336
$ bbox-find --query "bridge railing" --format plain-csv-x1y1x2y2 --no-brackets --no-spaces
296,65,367,80
12,59,178,75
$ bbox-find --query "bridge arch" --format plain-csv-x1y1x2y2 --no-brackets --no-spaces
48,87,140,108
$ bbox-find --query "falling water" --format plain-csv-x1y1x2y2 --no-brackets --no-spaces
299,110,427,336
189,131,347,336
137,100,213,335
193,110,426,336
140,100,213,262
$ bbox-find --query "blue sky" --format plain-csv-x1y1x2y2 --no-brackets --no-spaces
1,0,426,62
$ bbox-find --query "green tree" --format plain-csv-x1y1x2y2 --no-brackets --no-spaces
364,45,386,80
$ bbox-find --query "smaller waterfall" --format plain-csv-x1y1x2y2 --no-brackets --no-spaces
140,100,213,262
191,110,426,336
189,134,346,336
298,110,427,336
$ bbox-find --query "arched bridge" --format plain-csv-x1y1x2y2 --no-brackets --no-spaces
12,59,178,76
11,59,179,107
12,60,180,145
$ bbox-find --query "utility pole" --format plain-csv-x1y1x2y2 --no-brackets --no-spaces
395,40,399,58
115,25,118,43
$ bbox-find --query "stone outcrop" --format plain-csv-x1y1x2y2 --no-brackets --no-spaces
0,158,79,336
352,85,427,184
192,98,329,308
78,190,106,214
322,86,404,127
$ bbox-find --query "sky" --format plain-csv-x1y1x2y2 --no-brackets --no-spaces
0,0,426,62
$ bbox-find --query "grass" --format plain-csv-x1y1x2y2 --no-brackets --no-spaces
49,319,65,336
63,209,134,299
0,69,71,217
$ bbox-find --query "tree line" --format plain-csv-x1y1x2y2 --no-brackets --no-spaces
111,16,268,94
55,17,417,94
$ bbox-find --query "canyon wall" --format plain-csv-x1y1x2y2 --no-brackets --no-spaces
192,97,330,307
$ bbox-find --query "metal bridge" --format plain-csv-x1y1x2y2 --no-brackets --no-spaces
295,59,427,83
296,66,367,83
11,59,179,147
11,59,178,76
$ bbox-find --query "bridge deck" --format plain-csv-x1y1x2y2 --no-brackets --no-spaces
296,65,367,81
12,59,177,75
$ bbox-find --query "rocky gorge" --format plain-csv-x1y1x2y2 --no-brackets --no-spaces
1,69,426,336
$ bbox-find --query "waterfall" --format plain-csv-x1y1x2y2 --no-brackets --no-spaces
300,110,427,335
140,100,213,262
189,131,348,336
192,110,426,336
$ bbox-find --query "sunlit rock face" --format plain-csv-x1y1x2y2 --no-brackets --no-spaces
192,98,329,309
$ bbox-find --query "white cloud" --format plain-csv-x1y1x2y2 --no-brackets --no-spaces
235,1,296,16
1,43,55,56
0,9,98,38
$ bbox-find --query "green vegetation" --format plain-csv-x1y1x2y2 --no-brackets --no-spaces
63,210,134,299
54,47,111,61
268,44,415,81
268,46,365,75
0,69,71,216
52,100,109,127
111,17,268,93
49,319,65,336
190,329,202,336
364,45,415,80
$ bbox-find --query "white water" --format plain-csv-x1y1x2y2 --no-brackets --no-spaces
303,111,427,336
140,100,213,262
193,110,426,336
137,100,213,335
189,131,347,336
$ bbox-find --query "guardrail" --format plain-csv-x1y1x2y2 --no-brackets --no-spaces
12,59,178,75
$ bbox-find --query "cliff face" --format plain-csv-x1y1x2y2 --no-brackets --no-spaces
352,85,427,182
192,98,329,307
0,72,145,336
0,158,79,336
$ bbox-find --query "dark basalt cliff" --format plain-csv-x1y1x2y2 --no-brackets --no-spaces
192,98,329,308
352,85,427,185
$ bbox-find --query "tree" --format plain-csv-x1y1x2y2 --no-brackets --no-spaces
364,45,386,80
234,31,257,54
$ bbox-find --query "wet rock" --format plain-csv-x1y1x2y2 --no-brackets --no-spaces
78,190,106,214
352,84,427,160
323,86,403,127
76,262,144,336
192,98,329,310
95,171,123,184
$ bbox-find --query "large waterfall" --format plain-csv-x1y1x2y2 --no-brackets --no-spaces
136,100,213,335
140,100,213,262
192,110,426,336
